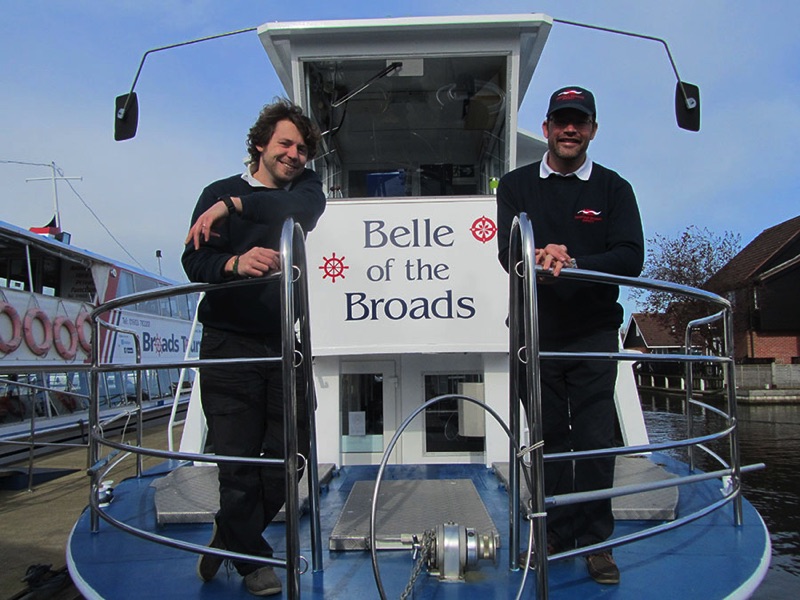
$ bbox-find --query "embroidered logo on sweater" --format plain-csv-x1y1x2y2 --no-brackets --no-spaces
575,209,602,223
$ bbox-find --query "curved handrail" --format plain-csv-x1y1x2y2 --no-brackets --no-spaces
84,218,320,600
369,394,528,600
507,212,547,590
506,212,749,599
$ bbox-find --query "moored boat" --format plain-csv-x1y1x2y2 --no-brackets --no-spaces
64,12,769,599
0,219,199,464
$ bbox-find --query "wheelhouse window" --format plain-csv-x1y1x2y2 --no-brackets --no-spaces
305,55,508,199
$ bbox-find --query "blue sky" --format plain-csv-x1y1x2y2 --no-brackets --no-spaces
1,1,799,284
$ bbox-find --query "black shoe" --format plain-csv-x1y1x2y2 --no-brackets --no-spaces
244,566,282,596
586,552,620,585
197,522,225,582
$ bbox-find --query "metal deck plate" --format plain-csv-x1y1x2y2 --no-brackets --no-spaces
492,455,678,521
151,463,336,525
329,479,499,551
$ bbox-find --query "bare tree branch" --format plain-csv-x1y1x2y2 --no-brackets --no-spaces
630,226,741,343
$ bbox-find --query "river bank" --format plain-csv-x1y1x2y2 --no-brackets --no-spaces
0,425,177,599
638,385,800,404
737,389,800,404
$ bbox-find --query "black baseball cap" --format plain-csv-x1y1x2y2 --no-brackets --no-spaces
547,86,596,118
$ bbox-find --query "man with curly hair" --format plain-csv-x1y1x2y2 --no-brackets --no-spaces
182,98,325,596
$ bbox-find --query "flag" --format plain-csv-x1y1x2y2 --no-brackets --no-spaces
29,215,61,236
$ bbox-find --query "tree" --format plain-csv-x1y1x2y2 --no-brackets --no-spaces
631,226,742,347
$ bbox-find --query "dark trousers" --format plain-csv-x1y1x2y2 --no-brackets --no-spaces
528,329,618,550
199,326,310,575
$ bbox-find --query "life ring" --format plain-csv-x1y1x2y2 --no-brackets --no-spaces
23,308,52,356
0,393,25,419
55,391,77,413
76,311,92,354
0,302,23,354
53,316,79,360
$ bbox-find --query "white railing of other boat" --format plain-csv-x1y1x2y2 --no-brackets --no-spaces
167,290,204,454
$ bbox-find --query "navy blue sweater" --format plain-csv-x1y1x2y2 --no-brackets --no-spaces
496,161,644,341
182,169,326,337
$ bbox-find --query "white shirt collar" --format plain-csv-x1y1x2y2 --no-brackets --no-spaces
240,163,295,190
539,151,593,181
241,163,267,188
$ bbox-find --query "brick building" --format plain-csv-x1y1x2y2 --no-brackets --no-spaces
704,215,800,364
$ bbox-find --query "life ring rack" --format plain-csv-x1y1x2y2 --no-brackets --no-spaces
23,308,53,356
53,315,79,360
0,301,23,354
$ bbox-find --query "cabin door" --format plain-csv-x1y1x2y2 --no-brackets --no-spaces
339,360,399,465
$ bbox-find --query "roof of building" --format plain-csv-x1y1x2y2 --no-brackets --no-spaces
624,313,684,349
705,214,800,293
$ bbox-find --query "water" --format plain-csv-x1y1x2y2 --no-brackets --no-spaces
738,403,800,600
640,394,800,600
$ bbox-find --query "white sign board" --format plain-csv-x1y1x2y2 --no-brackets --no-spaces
305,196,509,355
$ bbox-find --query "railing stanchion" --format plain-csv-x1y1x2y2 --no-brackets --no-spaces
280,219,301,600
724,307,744,525
89,314,101,532
294,227,324,573
507,224,521,572
509,214,549,598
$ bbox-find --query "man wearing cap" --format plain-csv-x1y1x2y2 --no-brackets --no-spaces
496,86,644,585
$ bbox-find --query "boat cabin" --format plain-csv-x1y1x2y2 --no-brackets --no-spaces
256,14,553,467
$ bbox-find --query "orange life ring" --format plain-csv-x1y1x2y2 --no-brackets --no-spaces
23,308,52,356
76,311,92,354
53,316,79,360
0,302,23,354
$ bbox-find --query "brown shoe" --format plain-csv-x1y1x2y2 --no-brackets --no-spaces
197,522,225,582
244,566,282,596
586,552,620,584
518,541,558,570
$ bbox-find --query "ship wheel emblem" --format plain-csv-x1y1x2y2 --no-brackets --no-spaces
470,216,497,244
319,252,349,283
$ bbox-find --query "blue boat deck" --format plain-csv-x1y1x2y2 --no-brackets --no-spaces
67,456,770,599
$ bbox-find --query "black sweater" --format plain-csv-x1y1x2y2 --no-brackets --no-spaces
496,161,644,341
182,169,326,337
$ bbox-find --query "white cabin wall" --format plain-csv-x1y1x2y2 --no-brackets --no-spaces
483,353,511,466
311,352,512,468
396,354,425,464
312,355,341,466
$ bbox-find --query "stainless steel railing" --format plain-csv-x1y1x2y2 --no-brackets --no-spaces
365,211,761,600
84,218,321,600
507,212,761,599
50,211,763,600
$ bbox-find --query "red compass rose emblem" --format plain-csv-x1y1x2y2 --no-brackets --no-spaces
470,216,497,244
